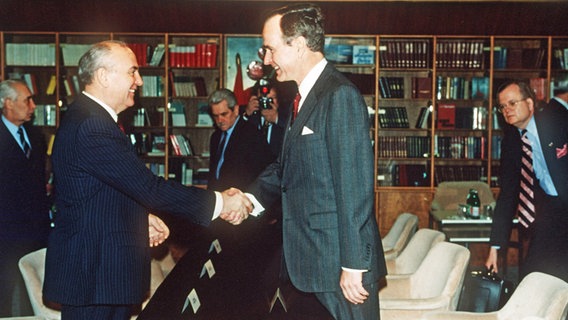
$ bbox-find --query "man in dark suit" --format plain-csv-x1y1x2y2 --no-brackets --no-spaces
486,80,568,282
208,88,274,191
0,80,52,316
548,85,568,112
42,40,252,320
247,4,386,319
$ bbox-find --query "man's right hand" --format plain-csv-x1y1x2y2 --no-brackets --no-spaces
220,187,252,225
245,95,260,116
485,247,499,273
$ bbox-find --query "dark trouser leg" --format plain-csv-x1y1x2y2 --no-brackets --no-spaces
315,281,380,320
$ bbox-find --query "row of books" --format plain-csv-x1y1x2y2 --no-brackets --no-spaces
552,47,568,70
377,104,489,130
377,163,429,187
379,77,404,98
144,162,207,186
5,43,56,66
434,166,487,185
33,104,57,126
377,136,430,158
436,104,488,130
140,76,165,97
169,43,218,68
435,39,485,69
127,43,166,67
170,134,194,156
325,43,376,65
493,46,546,69
169,74,208,97
377,135,488,159
379,39,431,69
128,101,213,128
377,106,410,128
436,136,485,159
60,43,92,66
129,132,195,157
436,76,490,100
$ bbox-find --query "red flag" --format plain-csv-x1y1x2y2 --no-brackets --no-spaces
233,53,248,106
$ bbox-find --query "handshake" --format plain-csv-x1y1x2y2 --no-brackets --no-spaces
219,187,258,225
147,188,258,247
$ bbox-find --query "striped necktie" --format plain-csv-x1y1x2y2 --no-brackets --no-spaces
518,129,535,228
18,126,31,159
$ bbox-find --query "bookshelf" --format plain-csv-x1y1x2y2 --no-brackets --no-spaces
3,32,58,139
1,31,565,234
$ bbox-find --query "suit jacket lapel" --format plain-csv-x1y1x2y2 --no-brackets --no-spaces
282,64,333,159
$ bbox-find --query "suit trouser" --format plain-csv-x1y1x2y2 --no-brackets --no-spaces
521,188,568,282
315,281,380,320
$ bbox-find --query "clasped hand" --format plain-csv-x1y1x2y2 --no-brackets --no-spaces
220,187,253,225
148,213,170,247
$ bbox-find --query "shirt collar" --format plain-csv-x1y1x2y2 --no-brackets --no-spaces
83,91,118,122
1,114,19,133
297,58,327,109
522,116,537,140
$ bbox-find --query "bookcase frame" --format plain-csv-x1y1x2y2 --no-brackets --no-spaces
2,31,567,235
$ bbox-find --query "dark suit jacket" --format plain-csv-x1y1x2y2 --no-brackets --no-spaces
490,103,568,247
208,116,273,192
43,93,216,306
249,63,386,293
0,119,51,242
245,109,287,158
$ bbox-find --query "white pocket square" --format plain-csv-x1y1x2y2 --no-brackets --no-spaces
301,126,314,135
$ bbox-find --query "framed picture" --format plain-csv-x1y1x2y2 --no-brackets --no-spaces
224,35,263,95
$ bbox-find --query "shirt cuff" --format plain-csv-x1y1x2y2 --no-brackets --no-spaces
342,267,368,273
212,191,222,220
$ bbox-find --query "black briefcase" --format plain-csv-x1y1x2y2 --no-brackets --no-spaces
457,269,515,312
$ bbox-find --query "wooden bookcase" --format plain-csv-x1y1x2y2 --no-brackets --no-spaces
375,35,568,237
2,31,567,237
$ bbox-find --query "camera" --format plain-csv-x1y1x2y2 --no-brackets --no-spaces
258,78,272,110
259,96,273,110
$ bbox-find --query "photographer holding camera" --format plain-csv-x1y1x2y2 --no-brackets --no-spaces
243,81,287,158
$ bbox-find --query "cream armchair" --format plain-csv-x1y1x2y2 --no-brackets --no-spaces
382,212,419,260
386,228,446,276
421,272,568,320
379,241,470,320
19,248,166,320
18,248,60,320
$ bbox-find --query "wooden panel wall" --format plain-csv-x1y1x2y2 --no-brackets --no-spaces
1,1,566,36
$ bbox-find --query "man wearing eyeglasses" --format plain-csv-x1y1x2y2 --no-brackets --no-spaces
485,80,568,282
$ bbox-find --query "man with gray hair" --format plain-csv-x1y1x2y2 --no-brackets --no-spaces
42,40,252,319
0,79,51,316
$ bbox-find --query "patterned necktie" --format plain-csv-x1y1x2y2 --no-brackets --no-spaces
18,126,31,158
518,129,535,228
292,92,301,124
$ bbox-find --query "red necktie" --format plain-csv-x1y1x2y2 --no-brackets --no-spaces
518,129,535,228
292,93,301,123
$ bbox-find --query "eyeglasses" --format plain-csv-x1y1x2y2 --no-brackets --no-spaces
496,98,527,113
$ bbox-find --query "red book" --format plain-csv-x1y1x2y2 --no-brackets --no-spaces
436,103,456,129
